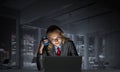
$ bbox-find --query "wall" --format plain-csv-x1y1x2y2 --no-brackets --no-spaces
0,16,16,51
0,16,16,62
104,31,120,69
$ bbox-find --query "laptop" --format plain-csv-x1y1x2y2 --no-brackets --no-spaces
43,56,82,72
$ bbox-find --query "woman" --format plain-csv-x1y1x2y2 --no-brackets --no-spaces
46,25,78,56
37,25,78,71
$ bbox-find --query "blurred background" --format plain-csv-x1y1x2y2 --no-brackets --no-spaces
0,0,120,71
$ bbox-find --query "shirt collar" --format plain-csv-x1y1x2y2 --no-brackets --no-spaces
54,46,61,53
54,46,61,49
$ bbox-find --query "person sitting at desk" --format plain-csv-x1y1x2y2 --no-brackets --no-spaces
38,25,79,72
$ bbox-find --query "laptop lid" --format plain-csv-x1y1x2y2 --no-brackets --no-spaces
43,56,82,72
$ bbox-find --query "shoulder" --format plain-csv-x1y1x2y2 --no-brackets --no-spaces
64,39,74,45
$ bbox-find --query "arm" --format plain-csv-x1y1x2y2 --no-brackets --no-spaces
38,41,44,54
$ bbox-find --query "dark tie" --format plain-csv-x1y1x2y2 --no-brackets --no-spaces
56,47,61,56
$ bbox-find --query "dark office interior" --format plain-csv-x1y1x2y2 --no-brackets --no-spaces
0,0,120,72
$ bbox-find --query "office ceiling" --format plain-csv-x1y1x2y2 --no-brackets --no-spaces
0,0,119,34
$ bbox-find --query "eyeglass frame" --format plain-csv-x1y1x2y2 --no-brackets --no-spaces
49,36,62,42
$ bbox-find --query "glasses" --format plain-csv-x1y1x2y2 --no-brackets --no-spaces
50,37,61,42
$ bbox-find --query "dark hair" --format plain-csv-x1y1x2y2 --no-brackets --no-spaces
46,25,63,34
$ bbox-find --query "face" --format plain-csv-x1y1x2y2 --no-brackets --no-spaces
48,32,62,47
